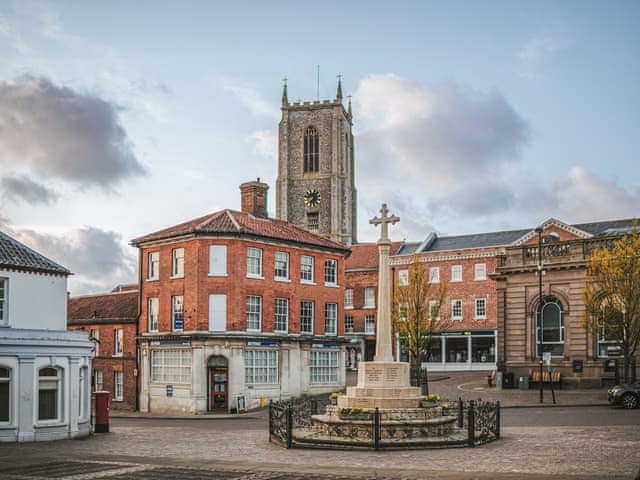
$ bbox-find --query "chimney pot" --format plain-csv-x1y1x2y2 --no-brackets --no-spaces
240,180,269,218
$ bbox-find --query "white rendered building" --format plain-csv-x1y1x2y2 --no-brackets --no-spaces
0,231,93,442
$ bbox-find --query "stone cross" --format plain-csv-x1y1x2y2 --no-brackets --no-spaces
370,203,399,244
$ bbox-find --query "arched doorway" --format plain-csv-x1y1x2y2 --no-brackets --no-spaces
207,356,228,411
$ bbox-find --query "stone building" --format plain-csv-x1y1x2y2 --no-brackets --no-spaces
67,285,138,410
276,79,357,245
0,230,92,442
494,218,637,387
131,181,351,413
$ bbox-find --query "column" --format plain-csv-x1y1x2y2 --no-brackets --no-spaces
68,356,81,436
17,356,36,442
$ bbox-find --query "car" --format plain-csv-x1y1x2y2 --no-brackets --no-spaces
608,382,640,409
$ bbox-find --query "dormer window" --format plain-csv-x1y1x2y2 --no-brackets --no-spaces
303,126,319,173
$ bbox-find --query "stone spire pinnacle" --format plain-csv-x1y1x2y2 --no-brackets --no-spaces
336,73,343,101
281,76,288,105
347,94,353,118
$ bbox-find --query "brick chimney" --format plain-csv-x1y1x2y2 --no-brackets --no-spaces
240,178,269,219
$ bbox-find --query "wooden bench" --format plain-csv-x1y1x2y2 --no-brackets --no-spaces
529,370,561,389
487,370,496,387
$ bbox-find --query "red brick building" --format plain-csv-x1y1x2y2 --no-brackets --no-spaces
67,286,138,410
131,181,351,414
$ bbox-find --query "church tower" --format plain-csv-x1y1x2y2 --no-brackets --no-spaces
276,78,357,245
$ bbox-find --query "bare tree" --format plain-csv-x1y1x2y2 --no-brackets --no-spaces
392,259,451,394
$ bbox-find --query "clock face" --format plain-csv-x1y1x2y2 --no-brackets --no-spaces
303,189,321,208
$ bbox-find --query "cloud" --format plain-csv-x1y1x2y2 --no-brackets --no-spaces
247,130,277,160
0,175,59,205
518,28,571,79
355,74,529,185
2,223,137,295
223,83,279,119
0,75,146,188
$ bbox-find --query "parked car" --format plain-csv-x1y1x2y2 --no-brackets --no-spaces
608,382,640,409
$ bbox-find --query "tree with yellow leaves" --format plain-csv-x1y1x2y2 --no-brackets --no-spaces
584,228,640,383
392,259,451,394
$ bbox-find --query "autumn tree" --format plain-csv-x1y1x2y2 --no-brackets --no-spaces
392,259,451,394
584,228,640,383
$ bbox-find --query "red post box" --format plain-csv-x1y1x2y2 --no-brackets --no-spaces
94,391,110,433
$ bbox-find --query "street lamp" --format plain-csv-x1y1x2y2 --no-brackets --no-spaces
535,226,544,404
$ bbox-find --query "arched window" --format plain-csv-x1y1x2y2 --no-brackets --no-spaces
536,298,564,357
38,367,60,421
0,367,10,422
303,126,319,173
597,298,624,358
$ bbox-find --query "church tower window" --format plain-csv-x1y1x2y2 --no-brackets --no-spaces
303,126,319,173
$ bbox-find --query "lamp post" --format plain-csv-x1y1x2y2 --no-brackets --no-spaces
535,227,544,404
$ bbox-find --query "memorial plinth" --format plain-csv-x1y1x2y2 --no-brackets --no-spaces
337,361,421,409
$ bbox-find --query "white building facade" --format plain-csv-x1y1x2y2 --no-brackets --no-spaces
0,231,93,442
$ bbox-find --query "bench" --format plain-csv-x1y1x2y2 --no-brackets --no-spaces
529,370,562,389
487,370,496,387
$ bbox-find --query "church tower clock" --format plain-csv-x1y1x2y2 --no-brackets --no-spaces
276,77,357,245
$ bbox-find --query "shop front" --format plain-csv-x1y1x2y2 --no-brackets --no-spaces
398,329,497,372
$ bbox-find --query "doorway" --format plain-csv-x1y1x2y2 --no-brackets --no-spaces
208,355,228,411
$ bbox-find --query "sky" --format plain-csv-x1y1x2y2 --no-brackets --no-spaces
0,0,639,294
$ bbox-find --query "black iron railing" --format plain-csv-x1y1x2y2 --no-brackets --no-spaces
268,396,500,449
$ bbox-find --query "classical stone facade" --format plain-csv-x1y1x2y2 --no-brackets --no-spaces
276,80,357,245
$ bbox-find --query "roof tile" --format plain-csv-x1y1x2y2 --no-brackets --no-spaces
0,230,70,275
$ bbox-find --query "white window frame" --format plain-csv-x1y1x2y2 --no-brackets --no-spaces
0,278,7,325
148,298,159,332
148,252,160,280
310,350,339,384
451,299,463,320
172,295,184,331
246,295,262,331
37,367,61,423
274,251,290,281
151,349,192,384
536,299,565,357
94,370,104,391
365,315,376,334
344,289,354,309
300,255,314,284
398,269,409,286
0,366,11,423
324,303,337,336
113,371,123,401
90,329,99,357
300,300,314,335
247,247,263,278
324,259,337,286
364,287,376,308
474,298,487,320
451,265,462,282
209,245,227,276
428,300,441,320
474,263,487,280
171,247,184,278
429,267,440,283
114,328,124,357
274,298,289,333
345,315,354,332
245,350,278,385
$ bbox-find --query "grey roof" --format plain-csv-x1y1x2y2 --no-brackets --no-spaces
0,230,70,275
409,218,637,254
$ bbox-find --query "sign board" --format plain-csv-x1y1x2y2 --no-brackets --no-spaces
166,385,173,397
173,318,184,331
150,340,191,347
236,395,246,413
246,341,280,348
311,344,341,350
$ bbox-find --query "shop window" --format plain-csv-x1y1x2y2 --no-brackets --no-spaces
151,349,192,384
310,351,339,384
0,367,10,422
426,338,442,362
445,337,468,363
471,337,495,363
245,350,278,384
38,367,60,421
